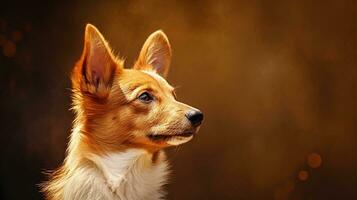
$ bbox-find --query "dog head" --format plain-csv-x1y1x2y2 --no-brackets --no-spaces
71,24,203,152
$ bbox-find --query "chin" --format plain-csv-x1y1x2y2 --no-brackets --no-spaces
146,128,199,146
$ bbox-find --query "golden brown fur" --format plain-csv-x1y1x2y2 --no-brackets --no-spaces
41,24,202,200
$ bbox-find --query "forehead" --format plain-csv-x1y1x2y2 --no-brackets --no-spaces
119,69,174,92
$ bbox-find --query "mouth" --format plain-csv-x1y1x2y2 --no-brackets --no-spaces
147,131,194,141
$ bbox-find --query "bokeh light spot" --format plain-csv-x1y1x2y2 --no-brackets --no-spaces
12,30,23,42
274,181,295,200
3,40,16,57
307,153,322,169
298,170,309,181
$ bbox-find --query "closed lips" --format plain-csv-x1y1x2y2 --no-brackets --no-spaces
147,132,194,141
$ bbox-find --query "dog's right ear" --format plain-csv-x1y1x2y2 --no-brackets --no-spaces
134,30,172,78
72,24,122,98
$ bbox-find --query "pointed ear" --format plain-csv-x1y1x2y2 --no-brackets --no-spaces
72,24,120,98
134,30,172,78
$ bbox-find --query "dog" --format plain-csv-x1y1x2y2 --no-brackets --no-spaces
41,24,203,200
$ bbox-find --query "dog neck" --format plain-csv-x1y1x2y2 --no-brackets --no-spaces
44,114,172,200
89,149,169,198
60,125,170,200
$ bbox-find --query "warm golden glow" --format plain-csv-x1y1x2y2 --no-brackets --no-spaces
1,1,356,199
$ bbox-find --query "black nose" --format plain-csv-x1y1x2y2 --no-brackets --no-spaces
185,110,204,127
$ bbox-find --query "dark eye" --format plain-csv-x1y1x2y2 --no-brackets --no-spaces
138,92,154,103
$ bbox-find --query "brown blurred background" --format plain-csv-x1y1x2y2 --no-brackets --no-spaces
1,0,357,199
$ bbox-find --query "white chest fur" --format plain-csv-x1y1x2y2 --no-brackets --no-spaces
89,149,169,200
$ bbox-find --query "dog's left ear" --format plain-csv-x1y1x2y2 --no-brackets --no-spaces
134,30,172,78
72,24,121,98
